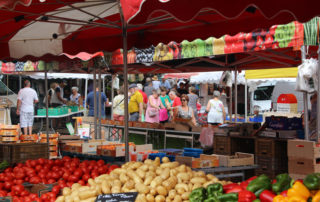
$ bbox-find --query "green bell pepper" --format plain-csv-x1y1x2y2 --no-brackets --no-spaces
246,174,271,197
303,173,320,190
252,199,261,202
217,193,238,202
207,183,223,198
189,187,207,202
204,197,220,202
272,173,292,194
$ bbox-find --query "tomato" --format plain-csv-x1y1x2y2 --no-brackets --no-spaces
4,181,13,190
109,165,120,172
23,196,32,202
62,156,71,162
16,163,23,168
48,179,56,184
30,160,37,167
0,173,5,181
15,179,24,185
78,180,85,186
38,172,46,180
46,172,53,180
4,168,12,173
66,182,73,187
47,192,56,199
29,176,41,184
12,184,24,195
51,185,60,195
62,171,70,180
97,167,106,174
97,160,105,166
0,190,7,197
14,172,25,180
0,183,3,189
73,169,83,178
82,174,90,182
35,165,42,172
12,196,22,202
29,193,38,200
4,175,13,182
42,179,48,184
38,158,45,165
54,159,63,166
20,190,29,197
40,193,48,201
51,172,60,180
72,158,80,165
47,160,54,168
68,175,79,183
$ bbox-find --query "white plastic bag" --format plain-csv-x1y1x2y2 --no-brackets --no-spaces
199,127,214,147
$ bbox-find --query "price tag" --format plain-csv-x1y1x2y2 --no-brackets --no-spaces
95,192,138,202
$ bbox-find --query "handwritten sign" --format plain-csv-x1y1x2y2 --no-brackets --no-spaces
95,192,138,202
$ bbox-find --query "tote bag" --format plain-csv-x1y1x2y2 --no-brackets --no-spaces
159,108,168,121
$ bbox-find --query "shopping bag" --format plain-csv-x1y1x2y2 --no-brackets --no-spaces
159,108,168,121
199,127,214,147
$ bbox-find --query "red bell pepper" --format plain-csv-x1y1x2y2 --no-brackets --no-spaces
240,176,258,189
238,190,256,202
280,190,288,197
259,190,276,202
225,185,244,194
272,179,277,184
223,183,239,193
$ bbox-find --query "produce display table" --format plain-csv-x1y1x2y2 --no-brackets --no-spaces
193,165,259,181
34,110,84,133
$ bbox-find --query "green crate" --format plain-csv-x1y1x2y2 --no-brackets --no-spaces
60,107,68,115
37,109,46,116
68,106,78,112
48,108,59,116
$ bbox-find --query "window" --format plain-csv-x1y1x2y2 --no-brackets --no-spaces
254,86,274,101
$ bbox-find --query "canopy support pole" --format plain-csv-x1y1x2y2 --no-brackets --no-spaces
234,68,238,123
301,46,309,140
93,67,97,139
98,65,102,140
44,65,49,157
19,76,22,90
103,75,105,95
120,3,129,162
84,78,88,113
229,85,232,123
245,80,248,122
111,75,114,120
317,46,320,141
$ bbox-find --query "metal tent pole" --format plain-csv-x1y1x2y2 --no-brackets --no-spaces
234,69,238,123
98,65,102,139
229,85,232,122
44,66,49,157
19,76,22,90
301,46,309,140
84,78,88,113
120,4,129,162
93,68,97,139
245,80,248,122
111,75,114,120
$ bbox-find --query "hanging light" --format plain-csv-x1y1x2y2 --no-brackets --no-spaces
39,0,46,2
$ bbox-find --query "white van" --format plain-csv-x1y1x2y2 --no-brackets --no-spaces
250,80,304,114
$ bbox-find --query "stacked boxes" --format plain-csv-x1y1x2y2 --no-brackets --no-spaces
288,139,320,179
0,124,20,143
20,134,39,143
97,142,135,157
39,133,59,158
255,138,288,178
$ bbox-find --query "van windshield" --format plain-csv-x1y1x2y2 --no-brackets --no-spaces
254,86,274,100
0,80,14,96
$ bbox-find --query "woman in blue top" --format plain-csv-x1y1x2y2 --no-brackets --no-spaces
159,86,171,122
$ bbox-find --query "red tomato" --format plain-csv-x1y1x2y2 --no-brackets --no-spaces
40,193,48,201
97,167,106,174
12,196,22,202
54,159,63,166
47,192,56,199
47,160,54,167
29,176,41,184
78,180,85,186
51,172,60,180
4,181,13,191
4,175,13,182
4,168,13,173
38,172,46,180
46,172,53,180
35,165,42,172
0,173,5,181
0,182,3,189
108,165,120,172
29,193,38,200
0,190,7,197
73,169,83,178
30,160,37,167
19,190,29,197
62,171,70,180
62,156,71,162
97,160,105,166
82,174,90,182
23,196,32,202
66,182,73,187
48,179,56,184
68,175,79,183
11,184,24,195
16,163,23,168
38,158,45,165
91,171,99,179
14,172,25,180
15,179,24,185
51,185,60,195
41,178,48,184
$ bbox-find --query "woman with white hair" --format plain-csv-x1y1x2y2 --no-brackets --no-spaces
70,86,83,106
206,90,226,125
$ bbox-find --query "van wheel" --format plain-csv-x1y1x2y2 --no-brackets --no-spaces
10,107,19,125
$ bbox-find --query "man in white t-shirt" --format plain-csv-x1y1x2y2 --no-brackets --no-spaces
16,80,39,135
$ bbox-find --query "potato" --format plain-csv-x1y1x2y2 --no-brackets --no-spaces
55,196,65,202
153,157,161,167
65,195,73,202
146,194,155,202
170,169,178,177
93,184,102,195
150,176,163,188
140,164,149,171
173,195,182,202
137,169,146,179
160,168,170,180
124,180,135,189
73,196,81,202
79,190,97,200
177,173,189,182
146,171,156,178
102,180,111,194
165,197,172,202
160,162,179,169
111,186,121,193
88,178,96,186
144,159,153,165
156,167,164,176
162,176,177,190
135,183,150,194
168,190,177,199
155,195,165,202
119,173,129,184
188,183,193,191
136,194,147,202
194,171,206,177
192,184,202,190
162,156,170,163
112,179,122,187
144,176,153,186
110,172,119,180
79,197,96,202
148,165,157,171
71,183,81,191
181,192,190,200
176,187,185,195
128,171,144,184
156,185,168,196
78,186,90,192
177,165,187,173
190,177,207,184
175,183,189,192
206,174,217,180
150,188,157,195
71,190,79,198
63,187,71,196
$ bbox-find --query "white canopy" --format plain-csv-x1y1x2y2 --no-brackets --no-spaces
190,71,246,85
24,72,109,80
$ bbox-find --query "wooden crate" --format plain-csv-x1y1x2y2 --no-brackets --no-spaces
256,156,288,172
0,143,49,165
213,152,254,167
214,136,232,155
255,138,287,157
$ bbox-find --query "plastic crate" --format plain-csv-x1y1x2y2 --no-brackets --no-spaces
48,108,59,116
0,143,49,165
183,152,201,158
68,106,78,112
184,148,203,153
37,109,46,116
59,107,68,115
148,153,166,161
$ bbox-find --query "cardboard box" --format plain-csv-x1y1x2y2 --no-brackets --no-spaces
97,145,134,157
136,144,153,152
278,130,297,139
174,123,190,132
213,152,254,167
163,122,175,129
290,173,307,180
62,140,108,153
176,154,219,168
289,158,320,175
59,135,80,140
260,130,277,138
192,126,202,132
130,145,154,162
288,139,320,160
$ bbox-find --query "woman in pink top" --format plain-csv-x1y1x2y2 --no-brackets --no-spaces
145,89,161,123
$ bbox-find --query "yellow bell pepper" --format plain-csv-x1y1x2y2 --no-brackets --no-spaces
287,181,310,200
273,195,288,202
312,190,320,202
288,196,307,202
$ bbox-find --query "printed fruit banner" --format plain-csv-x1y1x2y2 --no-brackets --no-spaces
111,20,304,65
